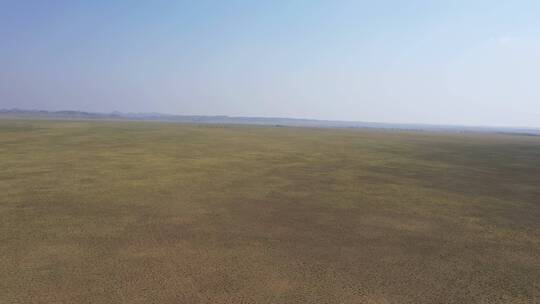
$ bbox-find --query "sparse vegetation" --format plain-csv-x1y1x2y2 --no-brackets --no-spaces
1,119,539,303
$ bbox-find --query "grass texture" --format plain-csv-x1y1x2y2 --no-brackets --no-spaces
1,119,539,303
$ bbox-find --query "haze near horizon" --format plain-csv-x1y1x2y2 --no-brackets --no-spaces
1,1,539,128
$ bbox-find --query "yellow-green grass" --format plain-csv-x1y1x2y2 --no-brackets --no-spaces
1,119,539,303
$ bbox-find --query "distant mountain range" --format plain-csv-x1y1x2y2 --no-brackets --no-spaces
1,108,539,136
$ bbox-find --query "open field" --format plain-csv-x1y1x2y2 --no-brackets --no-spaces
1,119,539,303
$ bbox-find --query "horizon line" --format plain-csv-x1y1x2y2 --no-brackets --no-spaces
1,108,540,132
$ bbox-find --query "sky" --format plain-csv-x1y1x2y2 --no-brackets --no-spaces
1,1,539,128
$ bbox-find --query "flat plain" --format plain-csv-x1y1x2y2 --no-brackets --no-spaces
1,119,539,303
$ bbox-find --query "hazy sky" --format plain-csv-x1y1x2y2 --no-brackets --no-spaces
1,1,539,127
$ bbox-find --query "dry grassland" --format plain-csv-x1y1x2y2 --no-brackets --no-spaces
1,119,539,303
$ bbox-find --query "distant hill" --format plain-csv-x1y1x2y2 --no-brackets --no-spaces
1,108,539,136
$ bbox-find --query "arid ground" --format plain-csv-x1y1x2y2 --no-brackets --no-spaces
1,119,539,303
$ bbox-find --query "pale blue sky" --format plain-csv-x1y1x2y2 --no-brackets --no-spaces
1,1,539,127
